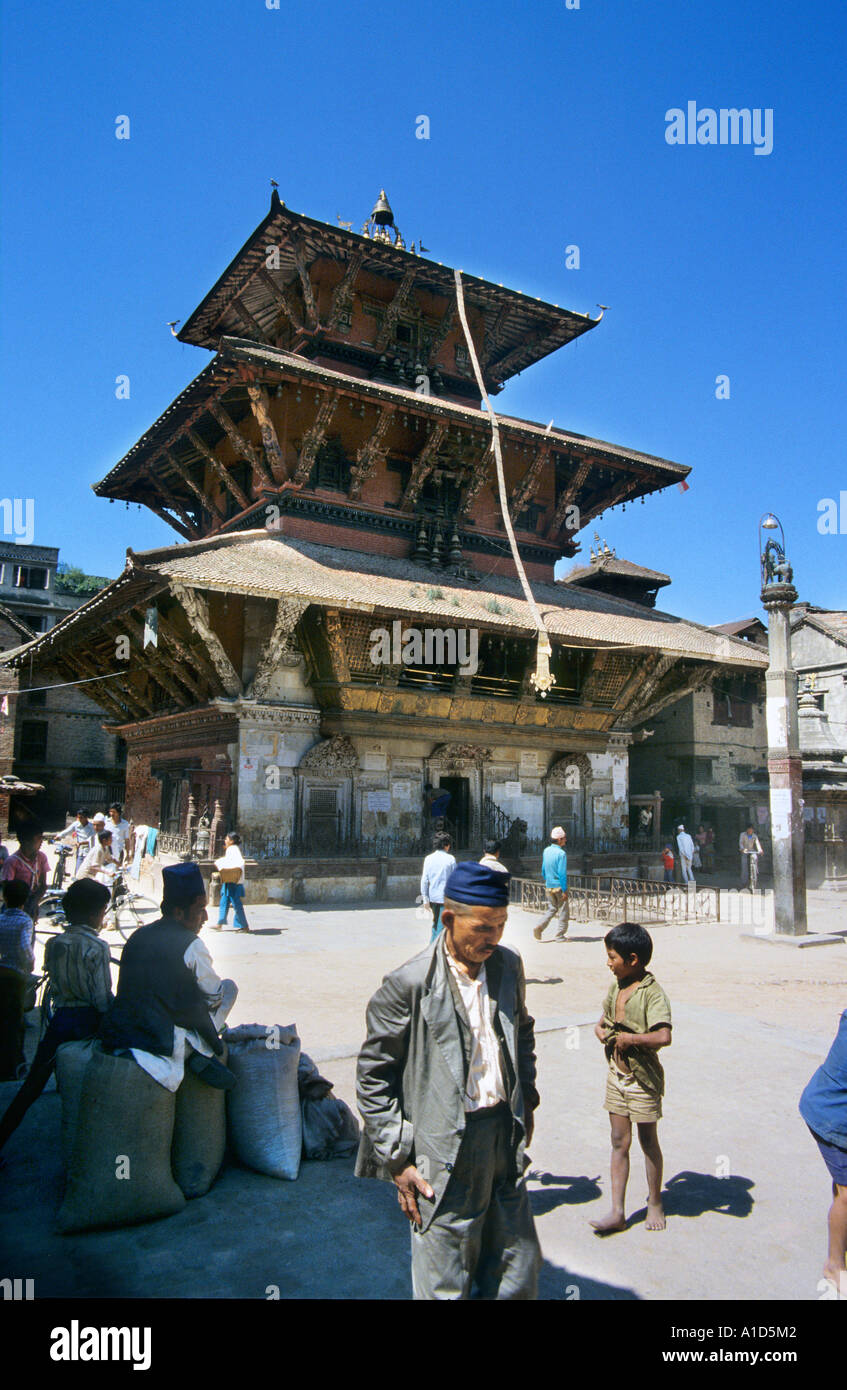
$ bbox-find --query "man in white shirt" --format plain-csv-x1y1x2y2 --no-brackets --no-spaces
212,832,251,932
420,832,457,940
479,839,509,874
676,824,696,883
739,825,763,888
357,858,541,1300
106,804,133,865
55,809,96,875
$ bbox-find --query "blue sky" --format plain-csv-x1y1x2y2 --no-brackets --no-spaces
1,0,844,624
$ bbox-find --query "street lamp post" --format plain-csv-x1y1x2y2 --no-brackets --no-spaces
759,514,807,935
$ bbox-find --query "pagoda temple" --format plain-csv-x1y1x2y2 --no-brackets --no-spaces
2,189,767,893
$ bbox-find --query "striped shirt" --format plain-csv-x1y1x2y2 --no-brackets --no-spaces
0,907,35,976
44,926,114,1013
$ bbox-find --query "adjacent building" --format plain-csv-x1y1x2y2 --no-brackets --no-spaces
0,544,123,829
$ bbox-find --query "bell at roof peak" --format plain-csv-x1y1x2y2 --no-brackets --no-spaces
371,190,394,227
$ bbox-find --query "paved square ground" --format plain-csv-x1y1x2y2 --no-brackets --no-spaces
1,889,845,1300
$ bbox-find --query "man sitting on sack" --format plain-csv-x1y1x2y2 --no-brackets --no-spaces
100,862,237,1091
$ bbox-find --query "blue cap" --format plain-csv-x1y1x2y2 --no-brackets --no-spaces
444,860,510,907
162,861,206,906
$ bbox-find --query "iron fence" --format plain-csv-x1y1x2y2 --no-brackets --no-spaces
510,874,719,924
239,830,426,861
157,831,191,857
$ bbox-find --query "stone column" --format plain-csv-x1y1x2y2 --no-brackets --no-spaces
761,581,807,935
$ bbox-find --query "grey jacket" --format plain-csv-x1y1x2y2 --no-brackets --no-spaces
355,935,539,1231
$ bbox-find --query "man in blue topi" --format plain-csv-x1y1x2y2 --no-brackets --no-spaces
356,859,541,1299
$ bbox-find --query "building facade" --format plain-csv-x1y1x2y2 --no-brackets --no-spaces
0,191,767,888
0,545,123,829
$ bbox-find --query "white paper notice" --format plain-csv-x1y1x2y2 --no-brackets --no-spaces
504,781,521,798
367,791,391,812
770,787,792,836
612,766,626,801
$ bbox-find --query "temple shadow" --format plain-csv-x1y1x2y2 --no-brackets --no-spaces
649,1169,755,1221
525,976,563,986
529,1172,603,1213
244,928,285,936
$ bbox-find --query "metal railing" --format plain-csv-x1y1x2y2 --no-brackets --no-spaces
239,830,427,861
510,874,720,924
157,831,191,857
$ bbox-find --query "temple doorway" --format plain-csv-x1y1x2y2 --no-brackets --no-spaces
438,775,471,850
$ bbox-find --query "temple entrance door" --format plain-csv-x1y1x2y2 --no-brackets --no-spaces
438,776,470,851
160,773,184,833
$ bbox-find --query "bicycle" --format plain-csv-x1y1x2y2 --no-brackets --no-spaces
49,843,75,889
108,870,160,941
747,852,760,892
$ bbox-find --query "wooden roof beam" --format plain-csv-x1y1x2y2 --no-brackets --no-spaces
144,467,201,539
511,442,552,518
290,236,319,327
292,390,340,485
183,430,252,511
479,304,510,372
246,383,285,483
168,583,243,697
155,609,222,695
577,474,643,532
252,265,304,333
327,250,364,332
348,404,394,500
208,398,269,489
161,447,227,525
119,612,205,705
400,420,449,511
426,291,458,366
231,295,272,345
546,457,592,536
459,445,493,517
374,267,418,353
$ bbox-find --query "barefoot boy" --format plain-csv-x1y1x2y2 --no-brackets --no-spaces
590,922,672,1234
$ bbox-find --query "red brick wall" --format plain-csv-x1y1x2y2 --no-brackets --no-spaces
277,514,555,582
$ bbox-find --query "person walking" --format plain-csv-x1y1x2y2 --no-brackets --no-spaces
739,825,763,890
420,832,456,941
675,824,696,884
356,859,541,1299
479,839,509,874
213,832,251,933
534,827,569,941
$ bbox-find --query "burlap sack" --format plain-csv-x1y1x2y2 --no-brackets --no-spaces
171,1042,228,1198
55,1038,97,1168
57,1048,186,1233
225,1024,301,1180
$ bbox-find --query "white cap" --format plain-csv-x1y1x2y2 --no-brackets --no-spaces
92,813,106,823
550,826,566,840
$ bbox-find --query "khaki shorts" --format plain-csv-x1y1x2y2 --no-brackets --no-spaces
604,1063,662,1123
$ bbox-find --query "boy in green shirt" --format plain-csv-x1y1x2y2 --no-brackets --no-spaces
590,922,672,1234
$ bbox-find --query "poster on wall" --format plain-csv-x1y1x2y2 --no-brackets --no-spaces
367,790,391,813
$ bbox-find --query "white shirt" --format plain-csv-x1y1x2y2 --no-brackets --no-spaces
130,936,227,1092
676,830,695,860
445,946,507,1112
77,842,114,880
420,849,456,904
479,854,509,874
107,818,132,861
215,844,245,885
59,819,96,849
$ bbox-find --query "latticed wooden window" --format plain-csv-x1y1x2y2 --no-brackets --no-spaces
310,437,351,492
343,613,384,676
582,653,631,703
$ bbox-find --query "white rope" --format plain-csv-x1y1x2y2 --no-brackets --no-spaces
453,269,554,691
